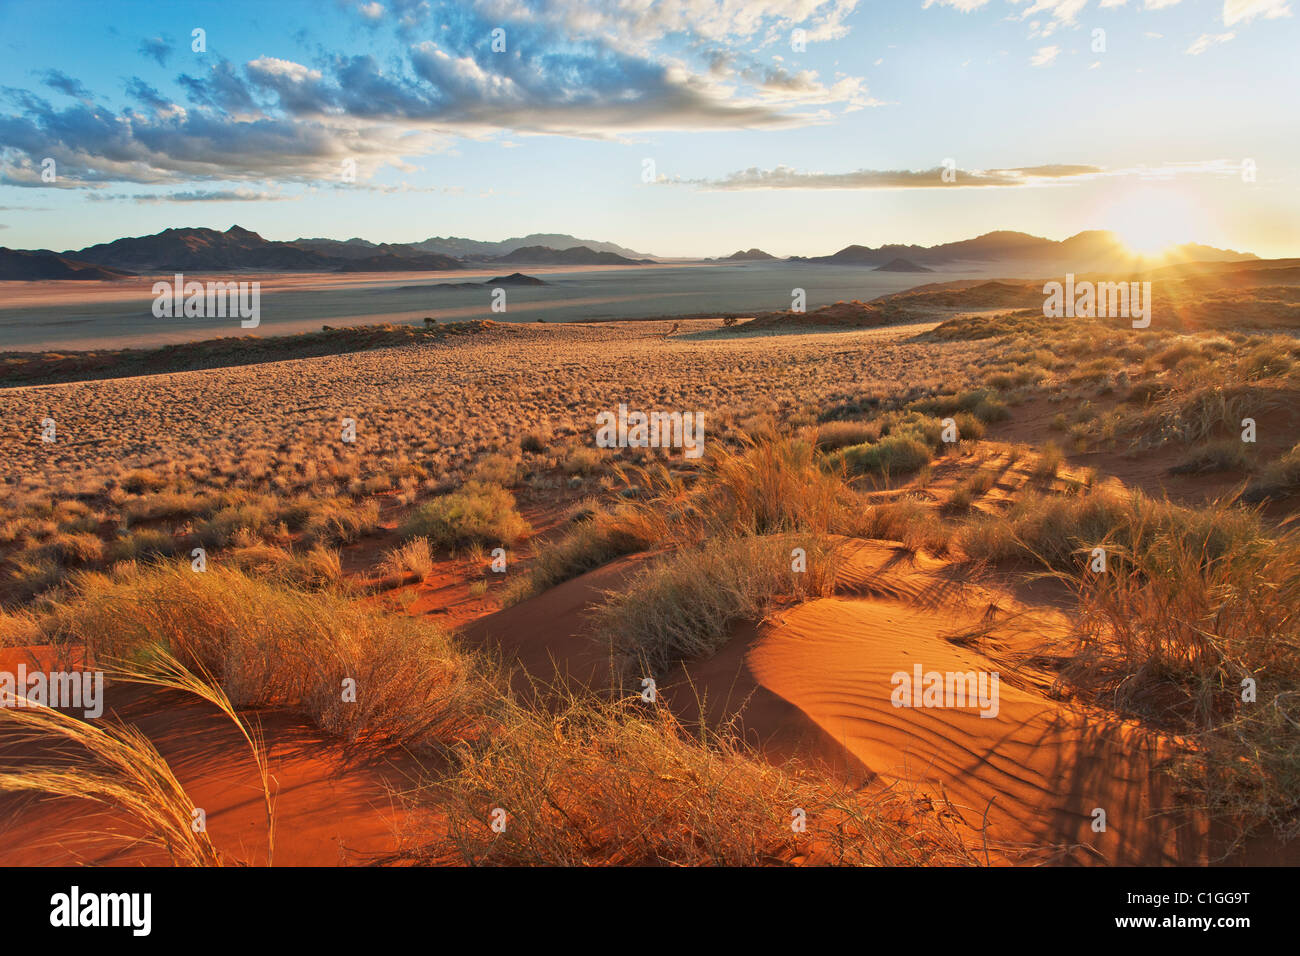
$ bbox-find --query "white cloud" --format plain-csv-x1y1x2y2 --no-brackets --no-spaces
1223,0,1292,25
1186,32,1236,53
921,0,991,11
1031,45,1060,66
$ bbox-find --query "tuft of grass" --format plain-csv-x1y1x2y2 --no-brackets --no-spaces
1171,439,1254,475
595,534,838,677
504,504,662,606
562,445,605,476
42,563,496,752
0,696,222,866
1244,442,1300,502
300,497,381,546
813,419,882,451
421,693,976,866
909,389,1009,425
398,482,531,548
831,435,932,479
1030,442,1063,481
699,437,853,537
1062,505,1300,844
958,484,1264,574
520,430,549,454
382,537,436,581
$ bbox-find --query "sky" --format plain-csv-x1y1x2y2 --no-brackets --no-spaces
0,0,1297,258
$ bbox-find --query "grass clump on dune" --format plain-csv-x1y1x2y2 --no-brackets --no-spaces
506,437,853,607
596,534,838,677
503,503,663,606
398,481,530,548
813,419,882,451
1068,508,1300,844
957,484,1261,572
831,435,932,479
422,693,976,866
1244,441,1300,502
908,388,1009,424
42,562,496,752
701,437,853,537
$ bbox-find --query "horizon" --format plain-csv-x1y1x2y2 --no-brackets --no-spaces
9,221,1269,262
2,0,1298,259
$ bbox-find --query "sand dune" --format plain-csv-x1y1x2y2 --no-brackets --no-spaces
468,538,1205,865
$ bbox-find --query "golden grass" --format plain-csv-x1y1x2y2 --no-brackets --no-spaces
42,563,497,752
397,481,531,548
108,647,277,863
417,692,977,866
595,533,838,677
0,696,222,866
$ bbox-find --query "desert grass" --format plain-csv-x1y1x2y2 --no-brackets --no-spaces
382,537,436,581
397,482,531,548
107,647,277,864
1065,505,1300,844
1170,439,1255,475
699,436,854,537
502,502,664,605
41,563,496,752
0,696,222,866
957,483,1262,572
1245,442,1300,501
595,534,839,677
832,435,933,480
0,320,987,603
422,692,977,866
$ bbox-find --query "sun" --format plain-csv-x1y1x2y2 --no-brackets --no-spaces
1102,187,1205,257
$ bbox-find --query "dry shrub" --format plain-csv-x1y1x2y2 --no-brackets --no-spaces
422,694,977,866
42,563,496,752
398,482,530,548
504,503,663,605
382,537,436,581
596,534,839,677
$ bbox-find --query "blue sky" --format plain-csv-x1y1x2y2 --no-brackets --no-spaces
1,0,1296,257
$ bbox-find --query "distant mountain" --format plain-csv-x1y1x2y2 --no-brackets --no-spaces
0,247,135,280
722,248,777,261
333,251,463,272
62,226,463,273
493,245,649,266
874,257,932,273
410,233,654,260
791,230,1257,271
291,237,422,260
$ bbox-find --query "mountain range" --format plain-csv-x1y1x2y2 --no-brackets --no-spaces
0,226,1259,280
788,230,1257,271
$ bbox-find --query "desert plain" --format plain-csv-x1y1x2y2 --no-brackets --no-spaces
1,260,1298,867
